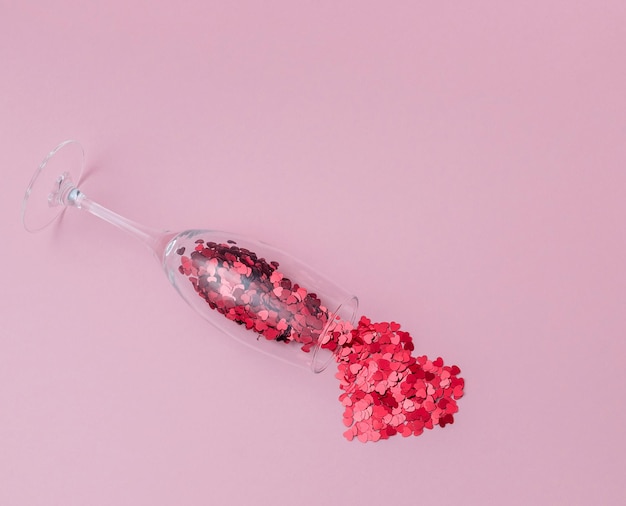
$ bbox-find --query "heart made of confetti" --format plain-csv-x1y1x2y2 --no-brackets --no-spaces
330,317,463,443
178,240,464,443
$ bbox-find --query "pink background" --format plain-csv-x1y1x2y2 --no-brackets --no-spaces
2,1,626,504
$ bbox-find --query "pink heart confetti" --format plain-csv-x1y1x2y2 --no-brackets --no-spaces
177,241,464,443
322,316,465,443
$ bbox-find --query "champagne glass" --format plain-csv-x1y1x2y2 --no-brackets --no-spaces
22,140,358,373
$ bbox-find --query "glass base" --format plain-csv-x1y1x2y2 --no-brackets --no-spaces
22,140,85,232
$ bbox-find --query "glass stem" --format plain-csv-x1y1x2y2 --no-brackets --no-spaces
66,188,174,259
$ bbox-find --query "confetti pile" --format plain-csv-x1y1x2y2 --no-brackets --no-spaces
178,240,464,443
325,317,464,442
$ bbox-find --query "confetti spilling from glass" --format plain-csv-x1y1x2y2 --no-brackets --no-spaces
178,240,464,443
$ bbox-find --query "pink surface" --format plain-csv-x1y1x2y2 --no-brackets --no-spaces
2,1,626,504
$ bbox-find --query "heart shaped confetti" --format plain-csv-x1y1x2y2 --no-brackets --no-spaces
324,317,464,442
178,241,464,443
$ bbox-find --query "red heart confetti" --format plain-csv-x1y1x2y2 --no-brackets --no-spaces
324,317,464,442
178,240,465,443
